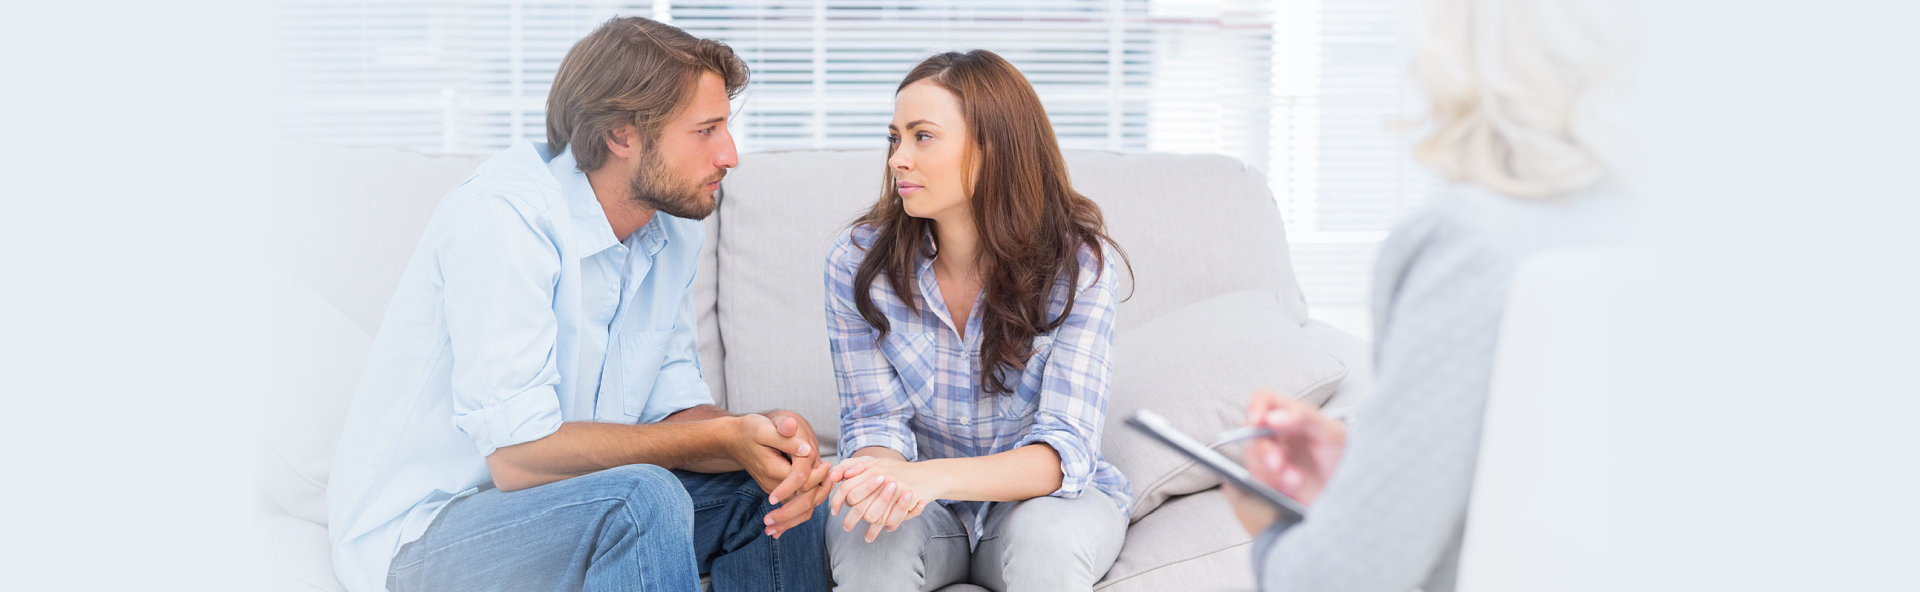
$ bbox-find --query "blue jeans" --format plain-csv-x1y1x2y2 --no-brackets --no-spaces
386,464,829,592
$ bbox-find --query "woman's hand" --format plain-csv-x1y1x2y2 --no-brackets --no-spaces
826,455,936,542
1226,389,1349,535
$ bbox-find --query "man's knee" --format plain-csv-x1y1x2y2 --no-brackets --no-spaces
592,464,695,536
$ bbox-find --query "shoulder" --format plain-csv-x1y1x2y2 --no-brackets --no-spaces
826,223,882,272
439,145,568,231
1386,184,1628,264
1375,184,1629,306
1070,240,1119,292
464,143,568,213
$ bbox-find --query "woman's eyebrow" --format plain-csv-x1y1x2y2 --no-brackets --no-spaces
889,119,941,131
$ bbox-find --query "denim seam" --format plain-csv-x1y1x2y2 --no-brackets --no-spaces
613,495,653,592
390,495,633,571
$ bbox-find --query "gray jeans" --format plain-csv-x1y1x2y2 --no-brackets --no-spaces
826,489,1127,592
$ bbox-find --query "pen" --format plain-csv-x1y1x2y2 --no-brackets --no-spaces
1208,410,1354,448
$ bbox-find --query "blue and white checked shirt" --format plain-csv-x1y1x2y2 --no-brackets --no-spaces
823,224,1133,538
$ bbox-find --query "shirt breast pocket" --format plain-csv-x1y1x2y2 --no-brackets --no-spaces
1001,334,1055,418
878,330,938,408
612,329,675,419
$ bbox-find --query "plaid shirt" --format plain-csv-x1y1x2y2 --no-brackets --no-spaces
824,224,1133,534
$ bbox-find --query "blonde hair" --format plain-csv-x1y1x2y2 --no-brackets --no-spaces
1411,0,1636,198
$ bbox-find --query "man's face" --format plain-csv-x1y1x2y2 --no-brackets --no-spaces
628,71,737,220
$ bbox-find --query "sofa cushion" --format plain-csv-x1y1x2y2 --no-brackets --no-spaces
262,272,373,526
1094,488,1257,592
1056,150,1308,329
713,149,1311,453
695,215,727,408
267,512,350,592
277,143,489,338
1103,289,1346,520
1304,318,1374,416
709,150,882,441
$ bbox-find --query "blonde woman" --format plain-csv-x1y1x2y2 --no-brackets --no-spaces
1224,0,1635,590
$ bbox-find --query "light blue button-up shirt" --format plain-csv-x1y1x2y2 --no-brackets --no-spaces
327,142,713,592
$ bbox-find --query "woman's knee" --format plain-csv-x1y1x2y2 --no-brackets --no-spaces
828,513,962,591
985,497,1126,579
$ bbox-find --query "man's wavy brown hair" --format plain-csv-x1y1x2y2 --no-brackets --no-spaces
851,50,1131,396
546,16,747,172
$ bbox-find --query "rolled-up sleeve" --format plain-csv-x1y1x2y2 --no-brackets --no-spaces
824,232,919,460
438,195,566,457
1015,249,1119,498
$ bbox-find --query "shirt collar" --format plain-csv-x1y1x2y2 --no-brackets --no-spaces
914,225,943,310
545,144,622,257
630,211,670,257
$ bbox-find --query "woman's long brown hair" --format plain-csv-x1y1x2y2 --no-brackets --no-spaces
851,50,1130,396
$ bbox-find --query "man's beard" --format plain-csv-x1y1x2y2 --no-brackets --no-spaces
628,151,723,220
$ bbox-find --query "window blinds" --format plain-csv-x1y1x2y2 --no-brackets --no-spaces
274,0,1431,320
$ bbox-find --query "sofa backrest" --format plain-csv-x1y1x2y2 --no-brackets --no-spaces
267,143,1306,524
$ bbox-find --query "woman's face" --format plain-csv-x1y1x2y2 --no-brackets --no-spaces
888,80,974,222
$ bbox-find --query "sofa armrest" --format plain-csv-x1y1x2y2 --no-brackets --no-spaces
1302,318,1372,416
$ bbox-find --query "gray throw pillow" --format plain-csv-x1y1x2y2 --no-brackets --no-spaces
1103,289,1347,521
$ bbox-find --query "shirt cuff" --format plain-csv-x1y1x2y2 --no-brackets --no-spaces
840,426,918,462
451,385,564,456
1250,519,1299,584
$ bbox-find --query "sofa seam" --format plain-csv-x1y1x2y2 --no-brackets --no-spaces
1093,539,1254,590
275,564,342,592
267,442,330,493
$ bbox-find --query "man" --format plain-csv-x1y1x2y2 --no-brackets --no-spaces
327,17,832,592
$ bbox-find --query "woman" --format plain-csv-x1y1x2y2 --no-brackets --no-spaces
818,50,1132,592
1223,0,1635,590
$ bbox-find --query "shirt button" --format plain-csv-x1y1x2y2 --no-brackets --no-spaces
959,417,971,425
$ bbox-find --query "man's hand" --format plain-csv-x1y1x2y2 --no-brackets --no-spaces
754,410,830,539
1227,389,1349,535
727,413,805,492
826,455,934,543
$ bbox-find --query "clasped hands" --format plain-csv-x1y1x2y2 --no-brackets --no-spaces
729,415,936,543
731,410,834,540
823,453,938,543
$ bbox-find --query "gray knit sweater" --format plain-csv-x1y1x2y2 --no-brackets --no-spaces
1253,184,1628,592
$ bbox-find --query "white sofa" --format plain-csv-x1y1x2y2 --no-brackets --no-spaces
263,144,1374,591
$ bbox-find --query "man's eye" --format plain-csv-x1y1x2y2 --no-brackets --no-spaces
699,126,716,135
